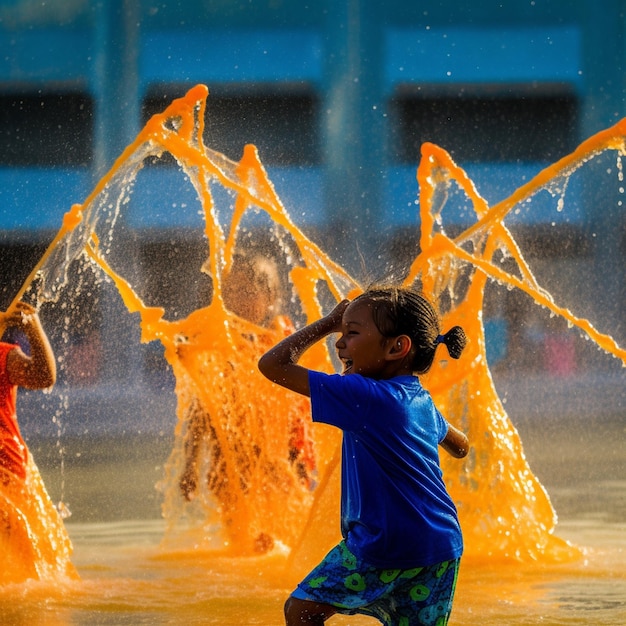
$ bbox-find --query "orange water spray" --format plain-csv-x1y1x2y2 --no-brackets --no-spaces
0,458,77,584
6,85,626,582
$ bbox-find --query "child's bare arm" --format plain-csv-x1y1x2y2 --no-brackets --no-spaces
440,423,469,459
258,300,349,397
3,302,56,389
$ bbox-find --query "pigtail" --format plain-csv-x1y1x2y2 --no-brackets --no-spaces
439,326,467,359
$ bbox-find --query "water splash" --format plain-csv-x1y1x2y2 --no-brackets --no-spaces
0,456,77,584
7,85,626,582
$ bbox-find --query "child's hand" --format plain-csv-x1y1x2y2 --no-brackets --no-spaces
325,299,350,333
2,301,38,329
3,300,56,389
258,299,351,396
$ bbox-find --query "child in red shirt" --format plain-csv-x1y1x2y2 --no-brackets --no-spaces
0,301,56,482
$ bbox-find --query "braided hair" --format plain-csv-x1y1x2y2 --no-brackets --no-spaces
353,286,467,374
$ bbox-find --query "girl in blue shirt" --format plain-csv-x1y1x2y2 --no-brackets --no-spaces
259,286,469,626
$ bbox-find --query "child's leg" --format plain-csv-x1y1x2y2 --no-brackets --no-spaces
284,596,337,625
373,558,461,626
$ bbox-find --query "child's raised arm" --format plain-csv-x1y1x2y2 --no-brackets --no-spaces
3,301,56,389
258,300,349,397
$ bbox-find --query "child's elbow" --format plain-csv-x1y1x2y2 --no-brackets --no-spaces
455,442,469,459
443,433,469,459
35,366,56,389
454,434,470,458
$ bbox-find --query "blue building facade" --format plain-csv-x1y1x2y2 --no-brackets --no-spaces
2,1,623,232
0,1,624,433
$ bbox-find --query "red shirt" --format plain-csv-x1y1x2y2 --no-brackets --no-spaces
0,342,27,480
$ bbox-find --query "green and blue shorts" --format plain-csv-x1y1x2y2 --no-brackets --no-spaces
291,541,460,626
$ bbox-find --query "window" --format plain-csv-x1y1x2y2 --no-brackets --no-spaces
390,91,578,164
142,87,320,166
0,242,49,311
0,93,93,167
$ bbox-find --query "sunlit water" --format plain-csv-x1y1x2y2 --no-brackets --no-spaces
3,420,625,625
50,521,626,625
1,85,625,623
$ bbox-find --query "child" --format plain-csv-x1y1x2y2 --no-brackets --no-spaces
258,286,469,626
177,250,283,501
179,251,316,500
0,301,56,482
0,300,77,584
176,250,317,553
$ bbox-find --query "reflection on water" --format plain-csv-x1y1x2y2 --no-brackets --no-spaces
1,519,623,625
1,416,620,625
65,519,626,626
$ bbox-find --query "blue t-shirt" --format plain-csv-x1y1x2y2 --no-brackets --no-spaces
309,371,463,568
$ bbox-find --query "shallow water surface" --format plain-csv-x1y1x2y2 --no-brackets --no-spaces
0,517,623,625
2,416,624,625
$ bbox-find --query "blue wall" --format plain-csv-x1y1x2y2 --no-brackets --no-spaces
0,0,622,234
1,0,624,433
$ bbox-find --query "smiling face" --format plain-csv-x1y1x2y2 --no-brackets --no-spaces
335,299,398,379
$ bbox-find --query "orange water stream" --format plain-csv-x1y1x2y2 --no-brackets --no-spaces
1,85,625,622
